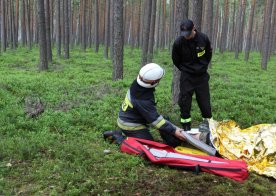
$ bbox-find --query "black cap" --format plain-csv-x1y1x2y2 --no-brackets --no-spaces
180,19,194,37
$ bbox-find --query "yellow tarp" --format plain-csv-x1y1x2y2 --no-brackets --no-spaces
209,119,276,179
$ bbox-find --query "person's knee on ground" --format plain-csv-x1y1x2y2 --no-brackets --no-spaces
122,129,154,141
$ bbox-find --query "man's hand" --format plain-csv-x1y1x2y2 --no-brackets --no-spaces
175,129,186,141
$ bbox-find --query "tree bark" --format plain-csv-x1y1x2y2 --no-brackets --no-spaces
64,0,70,59
261,0,273,70
25,0,32,49
229,0,236,51
81,0,87,51
172,0,188,105
44,0,52,62
15,0,19,47
94,0,99,53
21,0,26,46
1,0,7,51
234,0,246,59
202,0,213,40
268,1,276,57
212,0,219,49
110,0,114,59
38,0,48,70
104,0,110,59
141,0,152,66
244,0,256,61
56,0,61,57
219,0,229,53
191,0,203,31
113,0,124,80
148,0,157,62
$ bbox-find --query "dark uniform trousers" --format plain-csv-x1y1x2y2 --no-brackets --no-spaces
122,129,183,148
179,72,212,120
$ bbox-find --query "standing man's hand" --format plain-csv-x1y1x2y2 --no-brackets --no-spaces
175,129,186,141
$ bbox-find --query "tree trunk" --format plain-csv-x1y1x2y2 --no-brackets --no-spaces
11,0,16,49
219,0,229,53
229,0,236,51
156,0,161,49
139,0,144,48
160,0,166,49
38,0,48,70
21,0,26,46
168,0,175,50
1,0,6,51
244,0,256,61
268,1,276,57
56,0,61,57
172,0,188,105
234,0,246,59
104,0,110,59
191,0,203,31
261,0,273,70
81,0,87,51
94,0,99,53
113,0,124,80
25,0,32,49
110,0,114,59
44,0,52,62
15,0,19,47
141,0,152,67
130,0,136,49
64,0,70,59
202,0,213,40
148,0,157,62
212,0,219,49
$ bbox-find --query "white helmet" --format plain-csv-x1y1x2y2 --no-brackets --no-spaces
137,63,165,88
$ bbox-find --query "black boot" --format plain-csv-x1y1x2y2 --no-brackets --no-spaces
103,130,125,145
181,122,191,131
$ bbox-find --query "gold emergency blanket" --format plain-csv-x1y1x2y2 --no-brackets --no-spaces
209,119,276,179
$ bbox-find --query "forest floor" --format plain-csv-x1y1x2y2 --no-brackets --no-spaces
0,47,275,195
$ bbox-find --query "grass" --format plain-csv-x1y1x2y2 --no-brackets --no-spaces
0,46,275,195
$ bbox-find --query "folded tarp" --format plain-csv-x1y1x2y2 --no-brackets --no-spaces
121,137,249,182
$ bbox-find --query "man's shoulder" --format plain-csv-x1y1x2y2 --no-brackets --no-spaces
197,31,209,41
173,36,184,46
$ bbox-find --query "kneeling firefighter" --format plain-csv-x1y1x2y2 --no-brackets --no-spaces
104,63,185,147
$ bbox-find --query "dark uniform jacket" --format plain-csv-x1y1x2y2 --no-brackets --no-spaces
172,31,212,75
117,80,176,135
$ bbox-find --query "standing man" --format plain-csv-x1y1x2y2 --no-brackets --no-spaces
172,19,212,132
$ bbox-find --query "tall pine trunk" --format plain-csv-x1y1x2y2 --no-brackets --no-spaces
191,0,203,31
94,0,99,53
261,0,273,70
172,0,188,105
1,0,7,51
104,0,110,59
45,0,52,62
38,0,48,70
56,0,61,57
244,0,256,61
113,0,124,80
141,0,152,66
219,0,229,53
148,0,157,62
64,0,70,59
